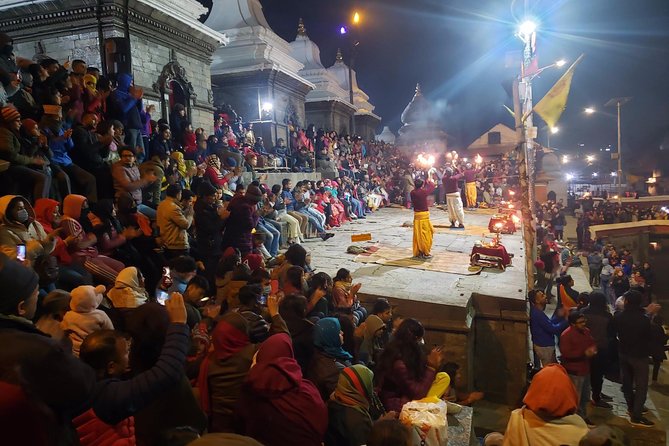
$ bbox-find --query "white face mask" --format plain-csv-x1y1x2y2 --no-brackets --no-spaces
418,338,425,345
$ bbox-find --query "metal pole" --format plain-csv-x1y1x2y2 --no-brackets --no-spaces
348,51,356,136
617,101,622,203
513,79,536,292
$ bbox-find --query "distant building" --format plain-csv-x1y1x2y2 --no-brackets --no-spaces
0,0,226,132
466,123,517,159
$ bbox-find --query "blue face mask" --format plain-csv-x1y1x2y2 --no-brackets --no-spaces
263,285,271,296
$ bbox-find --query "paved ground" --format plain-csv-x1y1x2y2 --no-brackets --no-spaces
306,205,528,309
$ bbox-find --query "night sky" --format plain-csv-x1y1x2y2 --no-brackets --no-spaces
210,1,669,169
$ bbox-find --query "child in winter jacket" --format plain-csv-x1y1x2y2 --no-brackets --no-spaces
61,285,113,356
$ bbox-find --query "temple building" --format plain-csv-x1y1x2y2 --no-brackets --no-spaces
289,19,356,136
327,49,381,140
205,0,314,148
0,0,226,132
397,83,448,152
376,126,396,144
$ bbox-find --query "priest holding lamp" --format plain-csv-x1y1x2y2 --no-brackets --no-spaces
411,177,436,260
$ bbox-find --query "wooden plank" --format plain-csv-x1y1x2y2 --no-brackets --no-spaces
350,233,372,242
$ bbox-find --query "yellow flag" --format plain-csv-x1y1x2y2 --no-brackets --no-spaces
532,54,584,128
503,104,515,118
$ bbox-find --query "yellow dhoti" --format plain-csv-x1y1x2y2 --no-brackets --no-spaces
413,210,434,257
465,182,477,208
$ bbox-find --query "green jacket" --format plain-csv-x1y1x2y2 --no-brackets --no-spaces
0,126,33,166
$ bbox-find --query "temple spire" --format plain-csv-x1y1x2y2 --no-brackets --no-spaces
335,48,343,62
415,83,422,96
297,18,307,36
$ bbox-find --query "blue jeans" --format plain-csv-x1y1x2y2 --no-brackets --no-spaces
137,204,156,220
568,374,591,418
299,208,325,233
125,128,146,163
257,220,280,256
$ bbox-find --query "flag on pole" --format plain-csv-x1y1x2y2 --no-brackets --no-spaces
530,54,585,128
503,104,515,118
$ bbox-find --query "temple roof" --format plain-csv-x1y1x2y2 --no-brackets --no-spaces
290,18,325,70
327,49,379,118
400,84,435,126
397,84,446,140
206,0,313,87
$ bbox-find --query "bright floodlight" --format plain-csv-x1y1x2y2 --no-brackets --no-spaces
586,155,595,162
566,173,574,181
555,59,567,67
550,126,559,134
518,20,537,38
562,155,569,164
339,26,348,35
353,12,360,24
584,107,595,114
261,102,273,113
592,172,598,177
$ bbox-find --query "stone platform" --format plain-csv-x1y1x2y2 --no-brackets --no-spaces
306,206,529,404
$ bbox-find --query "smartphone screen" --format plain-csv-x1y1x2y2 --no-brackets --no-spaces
270,279,279,295
258,294,267,305
16,244,26,262
156,290,169,306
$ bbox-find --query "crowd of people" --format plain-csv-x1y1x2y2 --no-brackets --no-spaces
530,198,667,432
0,39,509,446
2,33,667,446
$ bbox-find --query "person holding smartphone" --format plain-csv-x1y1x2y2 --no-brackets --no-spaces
0,195,58,262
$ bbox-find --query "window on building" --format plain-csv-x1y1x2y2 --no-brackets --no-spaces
488,131,501,145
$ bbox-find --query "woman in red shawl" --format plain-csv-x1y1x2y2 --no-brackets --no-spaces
204,154,230,189
237,332,328,446
498,364,588,445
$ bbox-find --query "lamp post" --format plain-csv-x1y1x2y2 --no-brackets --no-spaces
546,125,559,147
340,11,361,136
604,97,631,203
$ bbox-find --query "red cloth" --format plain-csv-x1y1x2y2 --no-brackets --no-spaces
471,244,512,266
0,382,50,446
197,313,250,416
73,408,135,446
559,326,596,376
523,364,578,417
183,132,197,155
243,253,263,272
33,198,74,264
239,333,327,446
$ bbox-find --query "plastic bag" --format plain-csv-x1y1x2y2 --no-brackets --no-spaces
399,400,448,446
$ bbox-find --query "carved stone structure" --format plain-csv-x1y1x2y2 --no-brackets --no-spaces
289,19,356,136
327,49,381,140
397,84,448,152
0,0,226,132
206,0,314,148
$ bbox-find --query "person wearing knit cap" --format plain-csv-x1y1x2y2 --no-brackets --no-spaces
60,285,114,356
0,254,100,446
0,105,51,198
0,252,40,327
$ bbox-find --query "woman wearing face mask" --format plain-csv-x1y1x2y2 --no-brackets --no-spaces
0,194,57,262
375,318,445,413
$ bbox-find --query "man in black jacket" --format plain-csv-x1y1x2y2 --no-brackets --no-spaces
613,290,654,427
0,253,98,444
71,112,113,198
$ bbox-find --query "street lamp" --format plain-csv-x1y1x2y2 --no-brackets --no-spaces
340,11,362,136
604,96,632,203
545,125,559,147
518,20,537,39
555,59,567,68
584,107,595,114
